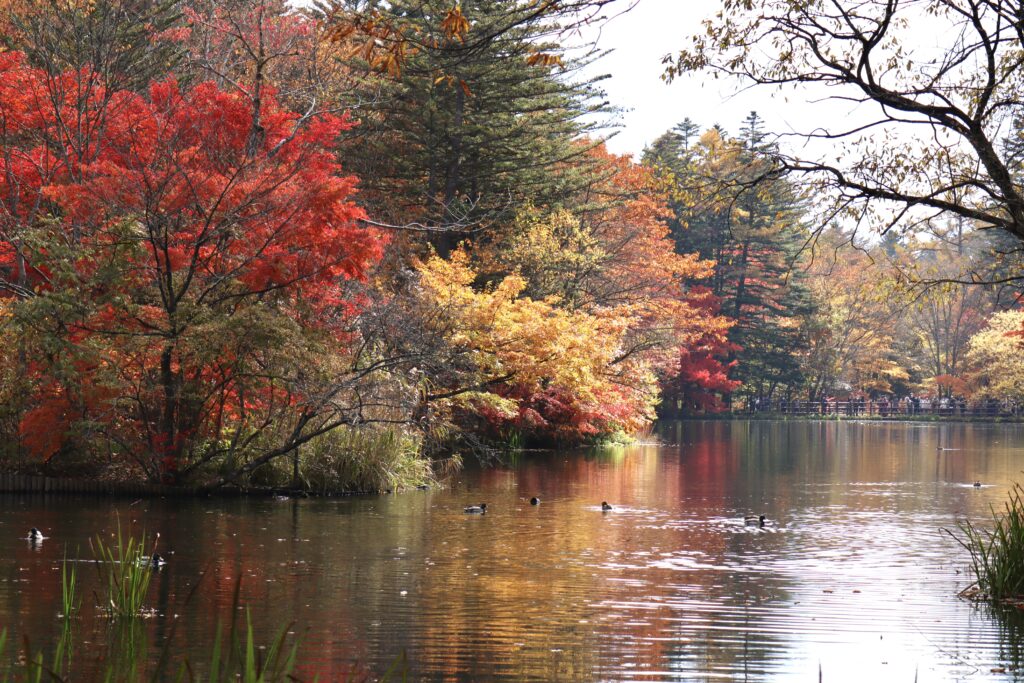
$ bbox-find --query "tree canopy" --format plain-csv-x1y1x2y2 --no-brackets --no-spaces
665,0,1024,250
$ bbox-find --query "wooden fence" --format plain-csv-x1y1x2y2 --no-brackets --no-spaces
745,398,1023,418
0,473,205,496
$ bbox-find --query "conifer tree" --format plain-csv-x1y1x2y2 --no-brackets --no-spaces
335,0,614,255
644,113,815,400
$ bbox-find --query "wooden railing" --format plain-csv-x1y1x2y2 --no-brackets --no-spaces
743,398,1023,418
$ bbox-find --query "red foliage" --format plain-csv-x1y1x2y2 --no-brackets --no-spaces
0,52,384,475
501,385,616,444
664,287,741,413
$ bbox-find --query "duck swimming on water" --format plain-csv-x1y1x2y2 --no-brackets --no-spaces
601,502,613,511
530,497,540,505
150,553,166,567
26,528,44,541
974,480,982,488
464,503,487,514
745,515,766,528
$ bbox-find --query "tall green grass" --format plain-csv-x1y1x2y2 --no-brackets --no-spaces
1,537,408,681
948,481,1024,601
0,628,70,683
200,611,297,683
89,526,154,618
0,614,304,682
60,552,79,621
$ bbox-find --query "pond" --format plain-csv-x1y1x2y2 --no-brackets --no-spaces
2,420,1024,681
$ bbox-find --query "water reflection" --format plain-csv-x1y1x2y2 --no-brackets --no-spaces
1,420,1024,680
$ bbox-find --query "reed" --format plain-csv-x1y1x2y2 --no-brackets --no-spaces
948,481,1024,601
89,525,154,618
299,426,433,494
0,564,405,681
60,554,78,620
195,610,298,683
0,630,70,683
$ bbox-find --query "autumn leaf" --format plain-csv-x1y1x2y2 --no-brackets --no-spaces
440,5,469,43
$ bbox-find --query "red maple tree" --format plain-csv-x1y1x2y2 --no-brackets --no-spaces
0,52,384,480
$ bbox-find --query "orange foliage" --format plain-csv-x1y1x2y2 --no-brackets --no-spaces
422,145,734,442
417,251,656,440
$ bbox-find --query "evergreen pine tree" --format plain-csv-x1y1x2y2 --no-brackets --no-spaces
644,112,816,400
337,0,614,255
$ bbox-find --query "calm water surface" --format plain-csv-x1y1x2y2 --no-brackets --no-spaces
3,420,1024,681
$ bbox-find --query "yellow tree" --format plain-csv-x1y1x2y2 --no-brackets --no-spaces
801,227,909,398
965,310,1024,401
415,250,656,442
411,145,733,443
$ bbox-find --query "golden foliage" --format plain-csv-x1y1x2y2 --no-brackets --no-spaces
965,310,1024,400
440,5,469,43
417,250,657,435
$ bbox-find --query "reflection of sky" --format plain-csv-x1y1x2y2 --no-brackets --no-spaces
2,420,1024,680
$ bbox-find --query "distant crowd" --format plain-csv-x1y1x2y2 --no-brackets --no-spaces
746,396,1023,418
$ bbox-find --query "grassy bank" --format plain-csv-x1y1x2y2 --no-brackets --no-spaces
0,425,445,497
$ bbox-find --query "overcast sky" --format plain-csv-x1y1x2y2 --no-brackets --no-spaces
579,0,858,159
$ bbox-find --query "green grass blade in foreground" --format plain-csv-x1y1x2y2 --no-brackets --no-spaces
61,551,78,620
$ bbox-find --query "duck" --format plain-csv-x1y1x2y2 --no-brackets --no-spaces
463,503,487,514
601,501,613,511
530,497,540,505
745,515,766,528
150,553,167,568
974,480,982,488
27,528,45,541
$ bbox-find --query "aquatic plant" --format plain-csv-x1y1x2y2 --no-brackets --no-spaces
198,611,298,683
60,554,78,620
0,628,71,683
1,544,408,682
89,526,154,618
949,481,1024,602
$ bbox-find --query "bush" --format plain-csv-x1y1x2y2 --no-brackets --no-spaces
248,426,434,494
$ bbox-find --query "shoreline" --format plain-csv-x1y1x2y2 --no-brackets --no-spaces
665,413,1024,424
0,472,390,498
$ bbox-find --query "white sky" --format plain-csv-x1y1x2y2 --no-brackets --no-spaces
578,0,857,159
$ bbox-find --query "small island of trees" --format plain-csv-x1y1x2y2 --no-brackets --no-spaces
0,0,1022,498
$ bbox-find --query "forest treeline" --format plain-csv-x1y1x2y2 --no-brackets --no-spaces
0,0,1021,492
